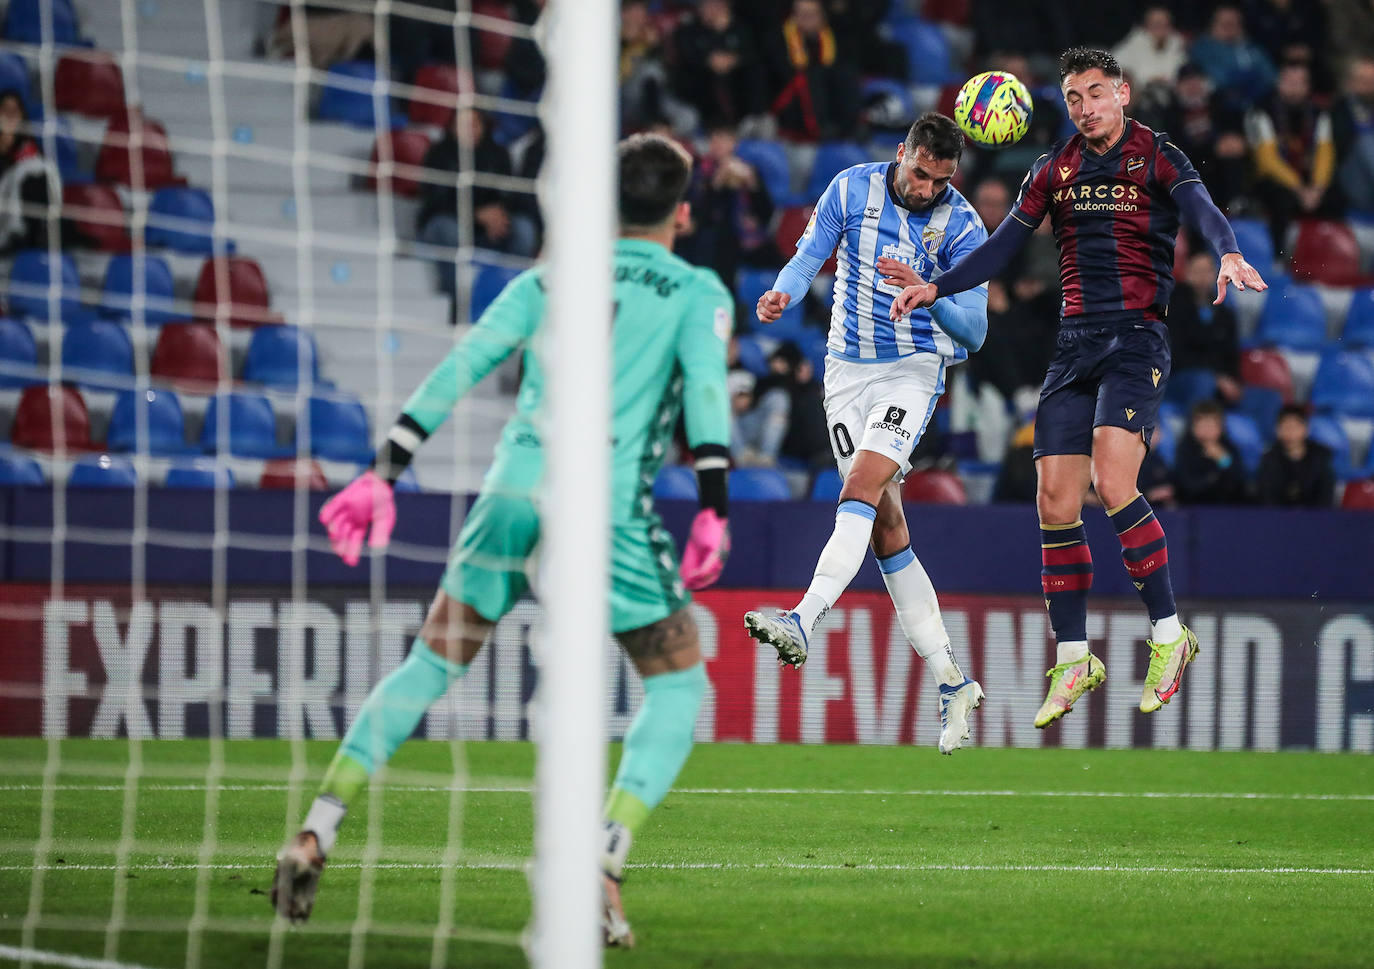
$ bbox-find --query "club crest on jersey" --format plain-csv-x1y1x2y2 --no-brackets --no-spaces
1127,155,1146,175
920,225,944,256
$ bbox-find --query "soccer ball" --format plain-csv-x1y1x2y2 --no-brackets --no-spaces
953,71,1033,147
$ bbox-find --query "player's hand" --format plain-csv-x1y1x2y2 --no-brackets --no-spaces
756,290,790,323
319,470,396,567
876,256,919,290
1214,252,1268,305
889,282,937,319
679,509,729,590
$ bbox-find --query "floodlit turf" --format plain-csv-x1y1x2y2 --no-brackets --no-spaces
1,740,1372,968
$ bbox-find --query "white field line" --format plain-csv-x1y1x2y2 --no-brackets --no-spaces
0,944,164,969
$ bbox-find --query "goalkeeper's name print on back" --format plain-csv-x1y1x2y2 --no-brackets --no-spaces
795,160,986,363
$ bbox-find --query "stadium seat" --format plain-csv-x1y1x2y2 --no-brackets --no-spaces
1237,385,1283,435
1308,414,1352,477
193,256,274,328
469,263,520,320
146,187,229,255
11,384,93,451
0,447,42,484
809,466,843,501
408,63,467,127
0,317,37,388
1152,416,1178,466
0,52,32,110
7,248,83,321
306,393,371,463
46,116,86,186
64,183,130,252
55,52,125,118
1342,287,1374,349
1253,283,1327,352
921,0,970,25
164,460,235,489
729,467,792,501
774,204,837,273
95,112,180,189
902,468,968,504
2,0,80,45
106,388,192,456
99,254,177,324
735,139,793,208
1291,220,1368,287
736,267,805,339
735,334,770,377
199,392,289,458
68,454,137,488
150,322,225,389
652,464,697,500
259,457,328,490
367,129,431,197
242,325,323,388
1341,478,1374,510
1164,367,1216,408
806,141,870,202
1229,218,1274,273
490,76,538,146
61,320,135,390
1239,347,1294,401
886,17,952,85
473,0,516,71
1309,350,1374,418
1223,412,1264,471
317,61,402,128
860,78,916,130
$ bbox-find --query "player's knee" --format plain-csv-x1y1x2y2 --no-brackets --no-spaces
1035,483,1079,523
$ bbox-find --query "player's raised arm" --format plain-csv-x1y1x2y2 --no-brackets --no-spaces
760,171,847,323
1163,142,1269,304
923,211,991,351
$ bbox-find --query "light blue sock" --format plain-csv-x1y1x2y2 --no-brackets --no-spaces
609,663,707,816
339,639,467,775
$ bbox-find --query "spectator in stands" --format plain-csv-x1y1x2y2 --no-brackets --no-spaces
418,108,536,299
729,366,789,468
1190,5,1276,110
389,1,458,85
1167,252,1243,404
0,91,57,255
763,0,859,142
621,0,697,134
1245,60,1335,255
968,273,1057,411
972,178,1011,236
1328,0,1374,83
773,343,831,469
671,0,765,131
1141,62,1249,211
822,0,907,82
1243,0,1330,91
1174,399,1251,505
676,124,778,287
1113,6,1187,89
1331,55,1374,215
1257,404,1336,506
267,3,373,69
1138,427,1178,509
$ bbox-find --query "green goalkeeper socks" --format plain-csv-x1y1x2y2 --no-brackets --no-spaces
607,662,707,827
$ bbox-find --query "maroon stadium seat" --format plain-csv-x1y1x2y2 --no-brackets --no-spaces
1291,219,1369,287
193,256,277,328
366,129,432,198
902,469,968,505
150,322,226,391
473,0,514,71
95,111,181,189
1342,479,1374,510
63,183,130,252
774,204,837,274
11,384,94,452
259,458,328,491
54,52,126,119
1239,347,1295,403
408,63,469,127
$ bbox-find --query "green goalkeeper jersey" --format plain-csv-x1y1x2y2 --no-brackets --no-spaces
398,238,732,522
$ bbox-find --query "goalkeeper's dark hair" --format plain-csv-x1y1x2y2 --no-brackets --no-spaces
1059,47,1123,82
903,112,963,163
619,133,693,229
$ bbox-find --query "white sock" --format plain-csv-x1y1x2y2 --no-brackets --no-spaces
1151,614,1182,645
302,794,347,857
879,547,963,687
792,501,876,635
601,820,632,879
1056,640,1089,665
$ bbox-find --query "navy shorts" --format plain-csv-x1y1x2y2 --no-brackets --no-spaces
1033,316,1171,459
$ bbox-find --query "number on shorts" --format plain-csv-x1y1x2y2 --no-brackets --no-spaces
832,422,854,458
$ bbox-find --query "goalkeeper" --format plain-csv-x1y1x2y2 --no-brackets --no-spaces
272,134,733,949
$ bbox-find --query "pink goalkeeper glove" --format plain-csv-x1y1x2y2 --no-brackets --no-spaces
679,509,730,590
319,470,396,566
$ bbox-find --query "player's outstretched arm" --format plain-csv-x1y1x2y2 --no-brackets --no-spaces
1171,181,1269,303
762,172,847,323
920,214,1033,302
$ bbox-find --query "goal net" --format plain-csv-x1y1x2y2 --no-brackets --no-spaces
0,1,612,967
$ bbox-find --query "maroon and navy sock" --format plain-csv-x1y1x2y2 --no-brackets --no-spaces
1107,493,1177,623
1041,520,1092,643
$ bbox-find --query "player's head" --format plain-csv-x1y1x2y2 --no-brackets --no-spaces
618,132,693,236
893,111,961,211
1059,47,1129,144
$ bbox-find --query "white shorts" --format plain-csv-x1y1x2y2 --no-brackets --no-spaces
822,352,947,479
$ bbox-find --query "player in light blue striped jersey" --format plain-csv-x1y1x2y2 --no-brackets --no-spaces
743,113,988,753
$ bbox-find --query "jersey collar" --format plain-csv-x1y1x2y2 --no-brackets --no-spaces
616,237,669,256
885,161,950,213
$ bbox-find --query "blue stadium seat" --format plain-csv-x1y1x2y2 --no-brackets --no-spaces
391,465,421,493
61,320,134,390
886,17,952,85
809,466,843,501
69,454,137,488
99,254,177,324
735,139,794,207
164,460,235,489
2,0,81,45
1230,218,1274,273
860,78,916,128
242,325,323,388
0,316,37,387
490,76,539,146
1309,350,1374,418
317,61,402,128
1224,412,1264,472
471,263,520,320
1237,385,1283,435
1343,287,1374,348
1152,417,1177,466
806,141,870,201
145,187,231,254
8,248,84,321
48,116,86,184
107,388,193,456
1308,414,1355,478
736,267,805,340
1254,283,1327,351
1164,367,1215,407
0,52,32,108
198,392,290,458
653,464,698,500
729,467,792,501
307,393,372,463
735,334,770,377
0,447,43,484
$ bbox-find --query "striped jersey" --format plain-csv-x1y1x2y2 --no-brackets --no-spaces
780,161,987,363
1010,119,1200,319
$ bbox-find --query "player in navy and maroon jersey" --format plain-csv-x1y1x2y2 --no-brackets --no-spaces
892,47,1269,729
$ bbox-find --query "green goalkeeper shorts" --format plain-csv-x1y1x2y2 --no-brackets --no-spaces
441,492,690,634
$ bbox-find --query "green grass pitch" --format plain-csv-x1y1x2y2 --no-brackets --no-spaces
1,739,1372,968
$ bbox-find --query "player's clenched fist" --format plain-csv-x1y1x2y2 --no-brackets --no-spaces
755,290,791,323
889,281,938,320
